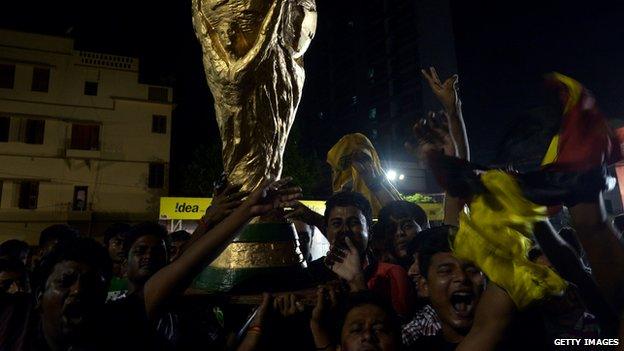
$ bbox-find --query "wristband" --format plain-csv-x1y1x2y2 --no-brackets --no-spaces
248,325,262,335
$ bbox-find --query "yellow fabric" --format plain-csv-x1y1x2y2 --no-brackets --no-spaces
326,133,400,215
548,72,583,115
541,134,560,166
452,171,568,310
540,73,584,167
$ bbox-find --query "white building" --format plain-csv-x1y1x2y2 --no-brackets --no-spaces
0,29,173,243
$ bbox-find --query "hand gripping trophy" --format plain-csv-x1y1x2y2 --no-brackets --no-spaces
191,0,317,293
192,0,317,192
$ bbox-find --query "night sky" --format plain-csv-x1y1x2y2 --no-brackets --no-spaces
2,0,623,192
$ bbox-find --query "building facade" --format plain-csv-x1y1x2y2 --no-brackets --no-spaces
0,29,173,243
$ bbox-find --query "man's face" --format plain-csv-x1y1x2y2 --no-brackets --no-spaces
339,304,398,351
107,235,126,264
388,216,421,260
126,235,167,284
420,252,485,338
326,206,369,254
0,270,26,294
407,253,422,293
293,220,314,262
41,260,107,342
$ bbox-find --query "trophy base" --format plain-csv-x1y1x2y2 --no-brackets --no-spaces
191,222,312,294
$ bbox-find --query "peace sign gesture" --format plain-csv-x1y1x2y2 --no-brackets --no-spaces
421,67,459,113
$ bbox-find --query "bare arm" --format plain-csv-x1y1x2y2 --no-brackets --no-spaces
144,179,302,318
569,193,624,310
456,284,516,351
419,68,470,226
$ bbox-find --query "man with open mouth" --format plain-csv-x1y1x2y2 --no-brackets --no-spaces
412,225,485,350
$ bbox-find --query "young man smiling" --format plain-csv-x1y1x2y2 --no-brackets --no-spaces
414,226,485,350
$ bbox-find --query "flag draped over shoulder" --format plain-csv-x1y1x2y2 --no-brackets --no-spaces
452,170,568,310
541,72,623,171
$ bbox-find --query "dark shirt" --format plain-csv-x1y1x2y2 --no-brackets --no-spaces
409,335,458,351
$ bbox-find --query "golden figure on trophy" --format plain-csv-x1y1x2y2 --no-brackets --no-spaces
191,0,317,292
192,0,317,192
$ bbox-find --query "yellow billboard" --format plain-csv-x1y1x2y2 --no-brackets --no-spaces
159,197,443,221
159,197,212,220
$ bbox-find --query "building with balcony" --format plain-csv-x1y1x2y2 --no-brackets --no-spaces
0,29,173,243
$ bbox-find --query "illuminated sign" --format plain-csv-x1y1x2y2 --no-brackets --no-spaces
159,197,443,221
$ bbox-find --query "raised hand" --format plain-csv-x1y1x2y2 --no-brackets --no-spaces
325,237,366,291
311,285,339,325
351,151,384,190
405,111,458,160
284,201,325,229
203,182,250,229
273,293,305,318
422,66,459,113
243,177,303,217
310,285,339,351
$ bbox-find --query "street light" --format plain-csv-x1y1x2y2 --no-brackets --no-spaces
387,170,397,181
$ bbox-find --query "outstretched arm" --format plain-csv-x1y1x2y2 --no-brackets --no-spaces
421,67,469,160
456,284,516,351
419,67,470,226
569,193,624,311
144,178,302,318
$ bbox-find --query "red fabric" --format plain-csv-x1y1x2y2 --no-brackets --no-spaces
367,262,415,316
544,74,623,171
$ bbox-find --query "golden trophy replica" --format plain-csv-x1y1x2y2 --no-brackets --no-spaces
191,0,317,293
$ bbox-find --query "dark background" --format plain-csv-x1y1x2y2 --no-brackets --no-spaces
2,0,623,194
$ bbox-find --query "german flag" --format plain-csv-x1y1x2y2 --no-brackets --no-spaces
541,73,623,171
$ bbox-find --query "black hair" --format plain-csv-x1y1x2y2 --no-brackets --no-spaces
0,239,30,261
168,230,191,243
38,224,80,247
372,201,429,264
614,214,624,234
0,257,27,275
123,222,168,252
378,201,428,228
336,291,401,344
103,223,132,246
33,237,112,293
324,191,373,227
417,225,455,278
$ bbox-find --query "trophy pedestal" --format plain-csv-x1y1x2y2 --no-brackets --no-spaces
191,222,311,294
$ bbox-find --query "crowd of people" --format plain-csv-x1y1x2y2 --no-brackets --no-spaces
1,67,624,351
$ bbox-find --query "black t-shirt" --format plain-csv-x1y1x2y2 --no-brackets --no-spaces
408,335,458,351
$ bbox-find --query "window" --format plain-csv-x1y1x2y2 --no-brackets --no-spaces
31,67,50,92
18,181,39,209
24,119,45,144
84,81,98,96
152,115,167,134
368,108,377,120
148,163,165,189
72,186,88,211
0,117,9,142
148,87,169,102
70,124,100,150
0,64,15,89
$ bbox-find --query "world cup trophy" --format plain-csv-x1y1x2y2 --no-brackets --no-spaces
191,0,317,292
